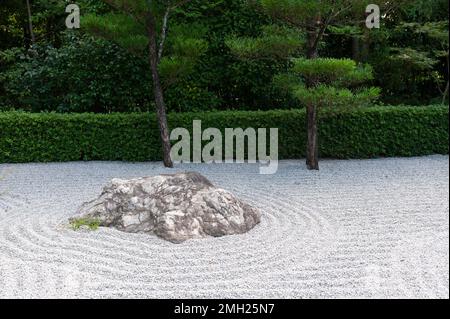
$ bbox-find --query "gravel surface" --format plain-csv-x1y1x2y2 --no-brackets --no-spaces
0,156,448,299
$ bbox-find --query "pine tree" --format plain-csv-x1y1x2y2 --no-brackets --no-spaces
82,0,207,167
227,0,387,170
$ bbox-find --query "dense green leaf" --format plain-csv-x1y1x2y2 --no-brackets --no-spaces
0,105,447,163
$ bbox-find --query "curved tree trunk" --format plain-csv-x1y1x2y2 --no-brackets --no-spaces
305,30,319,170
443,53,449,105
147,13,173,168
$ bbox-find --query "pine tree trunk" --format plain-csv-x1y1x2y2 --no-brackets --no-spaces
306,104,319,170
443,54,449,105
25,0,35,45
305,31,319,170
146,14,173,168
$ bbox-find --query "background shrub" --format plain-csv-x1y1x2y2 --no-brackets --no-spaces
0,35,152,113
0,105,447,163
1,0,448,111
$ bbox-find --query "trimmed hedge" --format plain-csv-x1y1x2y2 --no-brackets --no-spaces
0,106,448,163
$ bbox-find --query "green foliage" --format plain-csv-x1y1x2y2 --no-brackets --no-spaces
287,58,380,108
174,0,295,110
258,0,374,28
389,47,438,71
0,0,27,50
158,24,209,87
0,34,152,113
226,0,382,112
226,25,304,59
0,0,110,50
83,13,148,54
293,85,380,108
1,0,448,110
83,0,209,88
291,58,374,86
260,0,341,24
70,217,101,231
352,0,449,105
0,106,447,163
164,80,222,112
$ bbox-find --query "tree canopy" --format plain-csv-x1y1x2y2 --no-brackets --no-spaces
0,0,448,111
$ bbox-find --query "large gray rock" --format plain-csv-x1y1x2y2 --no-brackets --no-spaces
71,172,261,243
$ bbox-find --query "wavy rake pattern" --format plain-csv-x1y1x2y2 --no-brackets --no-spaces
0,157,448,298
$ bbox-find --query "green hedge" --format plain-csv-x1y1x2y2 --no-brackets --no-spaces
0,106,448,163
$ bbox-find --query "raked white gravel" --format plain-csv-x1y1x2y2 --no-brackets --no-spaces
0,156,448,299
